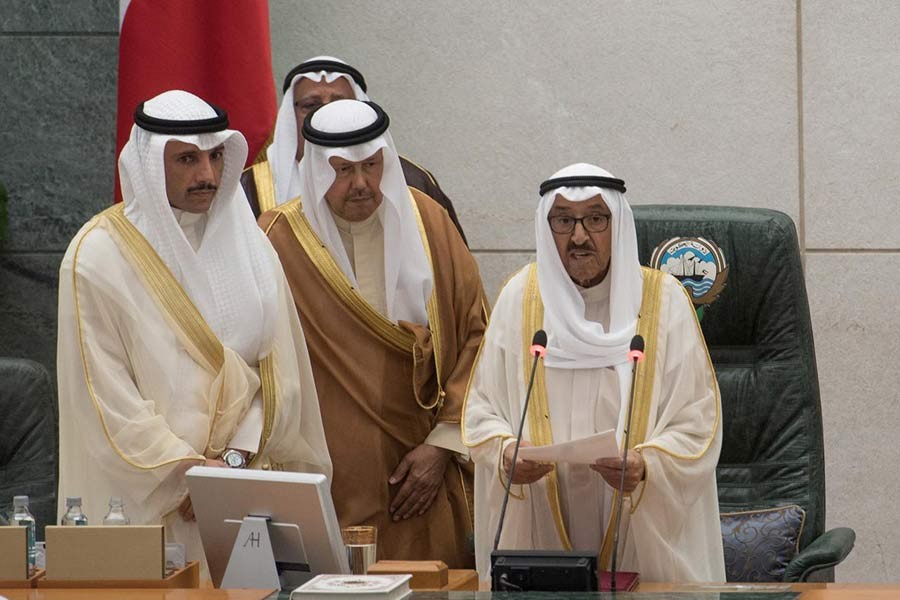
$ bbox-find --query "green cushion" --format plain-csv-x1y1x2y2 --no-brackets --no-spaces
634,206,825,556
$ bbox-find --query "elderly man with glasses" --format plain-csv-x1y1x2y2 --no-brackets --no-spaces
463,163,725,583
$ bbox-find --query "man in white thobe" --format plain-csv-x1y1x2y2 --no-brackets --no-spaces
56,90,331,569
463,163,725,582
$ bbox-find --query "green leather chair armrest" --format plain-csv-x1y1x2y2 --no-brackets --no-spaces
783,527,856,582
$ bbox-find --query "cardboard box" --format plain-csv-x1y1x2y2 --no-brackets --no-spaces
367,560,448,588
0,526,28,580
45,525,164,581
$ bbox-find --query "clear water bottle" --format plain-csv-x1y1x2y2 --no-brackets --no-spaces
102,496,130,526
60,496,88,526
12,495,36,572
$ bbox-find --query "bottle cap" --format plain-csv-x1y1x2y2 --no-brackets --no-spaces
65,496,82,507
13,495,28,506
109,496,124,505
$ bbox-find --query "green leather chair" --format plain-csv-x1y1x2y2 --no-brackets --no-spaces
633,205,854,582
0,358,58,538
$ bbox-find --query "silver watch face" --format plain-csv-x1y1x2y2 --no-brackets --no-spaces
224,451,244,468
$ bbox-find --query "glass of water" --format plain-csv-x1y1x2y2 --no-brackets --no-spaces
341,525,377,575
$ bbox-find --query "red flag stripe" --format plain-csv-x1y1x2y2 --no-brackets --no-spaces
115,0,276,201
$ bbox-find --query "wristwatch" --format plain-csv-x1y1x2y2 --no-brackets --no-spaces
222,448,247,469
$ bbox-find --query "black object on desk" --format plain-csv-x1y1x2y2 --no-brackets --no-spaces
490,550,597,592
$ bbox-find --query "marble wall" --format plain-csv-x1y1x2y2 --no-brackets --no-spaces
1,0,897,581
0,0,117,378
267,1,900,581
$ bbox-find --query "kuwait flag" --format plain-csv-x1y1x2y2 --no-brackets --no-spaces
115,0,277,200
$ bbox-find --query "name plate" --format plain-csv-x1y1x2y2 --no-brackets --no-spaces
45,525,164,581
0,527,28,580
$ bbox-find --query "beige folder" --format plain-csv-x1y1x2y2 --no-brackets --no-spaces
0,526,28,580
45,525,164,581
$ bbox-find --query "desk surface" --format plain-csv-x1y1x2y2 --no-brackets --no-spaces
641,583,900,599
0,591,275,600
3,584,900,600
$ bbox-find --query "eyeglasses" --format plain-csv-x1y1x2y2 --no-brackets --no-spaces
547,213,611,234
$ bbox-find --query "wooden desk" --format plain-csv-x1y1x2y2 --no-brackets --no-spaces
3,583,900,599
0,590,275,600
640,582,900,598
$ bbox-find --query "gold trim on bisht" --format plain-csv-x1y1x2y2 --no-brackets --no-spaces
409,190,445,411
598,267,664,570
266,197,417,353
71,212,207,471
266,191,444,413
92,204,278,463
252,161,277,215
250,354,278,468
103,205,225,374
521,264,665,560
522,263,573,550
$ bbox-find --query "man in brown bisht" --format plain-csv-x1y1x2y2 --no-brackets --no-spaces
259,98,486,567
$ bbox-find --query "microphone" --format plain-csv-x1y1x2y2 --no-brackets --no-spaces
492,329,548,554
610,334,644,592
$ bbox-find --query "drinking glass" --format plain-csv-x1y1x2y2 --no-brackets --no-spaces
341,525,377,575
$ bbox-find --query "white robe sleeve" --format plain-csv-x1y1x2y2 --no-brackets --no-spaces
251,248,333,480
57,228,207,523
425,422,469,458
626,277,725,582
228,396,263,453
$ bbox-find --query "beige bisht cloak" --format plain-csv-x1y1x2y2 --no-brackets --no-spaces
57,204,332,564
464,265,725,582
259,188,487,568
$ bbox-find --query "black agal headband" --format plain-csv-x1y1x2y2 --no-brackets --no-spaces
539,175,627,196
282,59,368,94
134,101,229,135
302,101,390,148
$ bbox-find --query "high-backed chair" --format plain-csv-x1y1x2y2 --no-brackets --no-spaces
633,205,854,582
0,358,57,537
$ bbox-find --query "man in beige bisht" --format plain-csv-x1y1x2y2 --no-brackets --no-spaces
57,90,331,569
242,55,467,242
259,99,486,567
463,163,725,582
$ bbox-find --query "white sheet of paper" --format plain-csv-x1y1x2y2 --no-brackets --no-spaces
517,429,619,464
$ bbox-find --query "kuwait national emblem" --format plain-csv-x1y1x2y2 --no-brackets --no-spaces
650,237,728,319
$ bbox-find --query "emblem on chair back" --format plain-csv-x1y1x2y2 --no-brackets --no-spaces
650,237,728,318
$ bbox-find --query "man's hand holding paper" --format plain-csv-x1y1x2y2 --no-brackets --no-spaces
591,452,645,493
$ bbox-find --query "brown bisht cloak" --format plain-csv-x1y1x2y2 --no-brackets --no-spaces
259,188,486,567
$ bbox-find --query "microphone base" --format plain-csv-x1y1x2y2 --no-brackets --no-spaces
490,550,597,592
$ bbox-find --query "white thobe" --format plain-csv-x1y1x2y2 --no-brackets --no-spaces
57,209,332,568
464,268,725,582
174,208,263,453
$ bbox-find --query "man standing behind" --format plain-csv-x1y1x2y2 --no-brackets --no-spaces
242,55,467,243
260,99,485,567
57,90,331,567
463,163,725,581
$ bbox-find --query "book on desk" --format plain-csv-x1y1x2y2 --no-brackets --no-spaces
290,573,412,600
